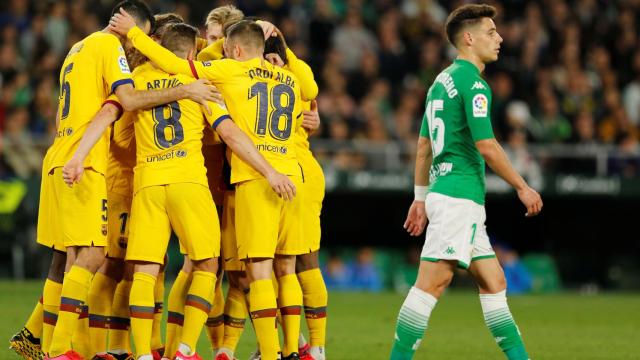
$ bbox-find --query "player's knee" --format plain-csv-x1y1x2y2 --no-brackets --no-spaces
75,247,106,273
295,251,320,273
479,275,507,294
48,250,66,283
274,255,296,277
192,258,217,273
102,257,125,281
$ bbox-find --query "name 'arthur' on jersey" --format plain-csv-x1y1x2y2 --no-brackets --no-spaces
419,59,495,205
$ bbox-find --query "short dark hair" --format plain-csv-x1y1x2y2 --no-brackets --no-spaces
264,35,288,65
151,13,184,39
160,23,198,56
226,20,265,52
111,1,155,31
444,4,497,47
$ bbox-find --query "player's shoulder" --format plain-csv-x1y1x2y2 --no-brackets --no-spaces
85,31,122,50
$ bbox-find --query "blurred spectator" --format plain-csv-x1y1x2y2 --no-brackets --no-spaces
350,247,383,292
2,107,42,179
493,241,533,295
505,129,543,190
322,251,352,291
330,9,378,72
530,92,572,143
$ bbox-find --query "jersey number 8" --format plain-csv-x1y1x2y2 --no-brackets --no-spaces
426,100,445,157
153,101,184,149
249,82,295,141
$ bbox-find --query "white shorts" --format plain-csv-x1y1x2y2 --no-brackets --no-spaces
420,192,495,269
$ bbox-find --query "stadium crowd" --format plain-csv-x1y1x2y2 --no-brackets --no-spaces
1,0,640,179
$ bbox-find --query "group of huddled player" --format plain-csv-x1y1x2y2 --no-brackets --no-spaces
9,2,327,360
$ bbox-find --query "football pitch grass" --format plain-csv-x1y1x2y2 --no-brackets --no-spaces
0,281,639,360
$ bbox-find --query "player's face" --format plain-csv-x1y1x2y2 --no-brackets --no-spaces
207,22,224,45
471,18,502,63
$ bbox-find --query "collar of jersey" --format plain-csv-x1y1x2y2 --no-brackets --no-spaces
454,58,480,74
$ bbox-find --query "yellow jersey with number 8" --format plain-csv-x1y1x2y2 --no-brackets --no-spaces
48,31,134,175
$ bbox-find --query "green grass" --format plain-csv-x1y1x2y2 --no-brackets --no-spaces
1,281,639,359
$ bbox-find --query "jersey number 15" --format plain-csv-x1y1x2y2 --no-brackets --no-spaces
425,100,445,157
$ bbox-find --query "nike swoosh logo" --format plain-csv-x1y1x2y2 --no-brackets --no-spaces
224,257,234,262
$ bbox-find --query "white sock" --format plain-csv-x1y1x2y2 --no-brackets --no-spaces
137,355,153,360
309,346,325,360
298,332,308,348
479,289,508,313
218,347,234,357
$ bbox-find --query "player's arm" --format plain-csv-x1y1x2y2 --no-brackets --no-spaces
404,115,432,236
285,47,318,101
109,9,221,82
206,106,297,201
197,38,225,61
463,82,543,217
62,99,123,186
302,100,320,135
113,81,220,114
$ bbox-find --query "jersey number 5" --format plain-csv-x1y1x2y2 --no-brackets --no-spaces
249,82,295,141
426,100,445,157
60,63,74,120
153,101,184,149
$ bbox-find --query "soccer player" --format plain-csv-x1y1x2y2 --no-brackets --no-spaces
389,5,542,360
40,1,219,359
109,15,307,360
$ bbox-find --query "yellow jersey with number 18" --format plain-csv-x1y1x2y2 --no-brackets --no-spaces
48,31,134,175
131,62,230,193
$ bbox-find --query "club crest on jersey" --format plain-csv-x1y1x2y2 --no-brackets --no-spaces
118,55,131,73
471,81,486,90
472,94,488,117
101,224,108,236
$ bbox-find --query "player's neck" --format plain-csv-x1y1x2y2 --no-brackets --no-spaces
456,51,485,73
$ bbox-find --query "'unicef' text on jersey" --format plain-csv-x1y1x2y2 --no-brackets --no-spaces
420,59,495,205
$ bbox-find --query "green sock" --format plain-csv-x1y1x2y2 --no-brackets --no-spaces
389,287,437,360
480,290,530,360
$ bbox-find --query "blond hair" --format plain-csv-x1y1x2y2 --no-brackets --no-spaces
206,5,244,34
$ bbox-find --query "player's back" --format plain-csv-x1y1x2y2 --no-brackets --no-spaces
48,31,133,175
208,58,303,184
131,62,219,192
424,59,494,204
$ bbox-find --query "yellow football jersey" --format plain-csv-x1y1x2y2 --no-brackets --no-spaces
294,101,323,180
130,62,230,193
127,27,304,184
107,107,136,198
48,31,134,175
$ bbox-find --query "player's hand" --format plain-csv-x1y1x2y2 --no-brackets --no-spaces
302,100,320,132
404,200,428,236
517,186,543,217
266,171,296,201
265,53,285,67
62,157,85,186
256,20,278,40
183,79,223,115
109,8,137,35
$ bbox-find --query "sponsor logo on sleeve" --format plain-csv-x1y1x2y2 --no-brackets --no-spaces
472,94,488,117
118,56,131,74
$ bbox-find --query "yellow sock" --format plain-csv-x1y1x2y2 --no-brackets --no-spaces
298,269,328,347
108,280,131,353
278,274,303,357
250,279,279,360
206,281,225,351
151,271,165,351
130,272,157,357
25,297,44,338
87,272,117,355
42,279,62,354
222,286,248,352
71,305,90,358
181,271,216,352
48,266,92,357
165,270,191,359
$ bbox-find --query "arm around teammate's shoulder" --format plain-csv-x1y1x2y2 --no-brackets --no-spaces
475,138,543,216
113,81,220,114
214,118,297,201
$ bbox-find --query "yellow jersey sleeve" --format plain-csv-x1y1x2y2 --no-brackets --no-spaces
196,37,208,52
197,38,225,61
102,35,134,94
102,94,124,120
203,102,231,129
127,26,229,83
285,48,318,101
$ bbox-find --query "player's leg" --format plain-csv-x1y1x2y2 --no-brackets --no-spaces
108,263,134,359
88,258,123,358
164,255,192,360
217,270,249,360
130,262,162,360
469,257,530,360
296,252,327,359
151,262,166,357
206,261,225,356
245,259,279,360
41,251,66,355
168,182,221,359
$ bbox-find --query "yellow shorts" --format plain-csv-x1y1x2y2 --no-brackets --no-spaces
220,191,244,271
38,167,108,248
127,183,220,264
36,169,65,252
106,192,132,259
235,177,305,259
302,173,325,252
